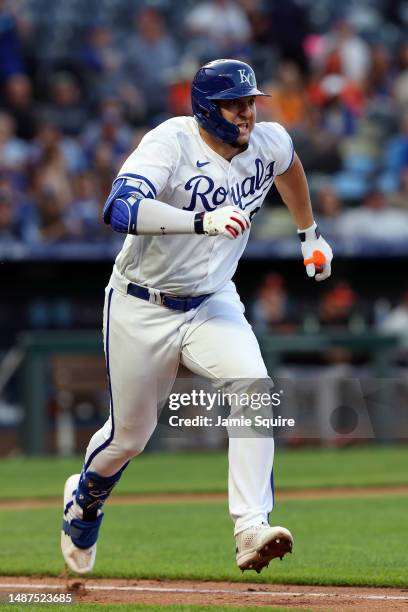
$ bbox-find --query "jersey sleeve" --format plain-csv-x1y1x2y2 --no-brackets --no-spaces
116,126,180,199
262,122,294,176
102,125,180,224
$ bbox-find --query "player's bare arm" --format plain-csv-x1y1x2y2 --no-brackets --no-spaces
274,153,314,229
275,153,333,282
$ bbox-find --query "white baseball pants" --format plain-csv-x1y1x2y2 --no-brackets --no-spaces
84,274,274,534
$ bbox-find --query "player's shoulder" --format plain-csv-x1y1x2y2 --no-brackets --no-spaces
253,121,291,143
133,117,195,162
251,122,294,172
147,116,196,141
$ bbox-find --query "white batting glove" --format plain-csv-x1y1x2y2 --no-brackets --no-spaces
194,206,250,240
298,222,333,281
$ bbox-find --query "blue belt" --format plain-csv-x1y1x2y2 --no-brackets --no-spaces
127,282,211,312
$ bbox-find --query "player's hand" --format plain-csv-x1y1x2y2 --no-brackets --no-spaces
298,222,333,281
197,206,250,239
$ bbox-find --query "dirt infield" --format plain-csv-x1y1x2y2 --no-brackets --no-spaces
1,484,408,510
0,575,407,611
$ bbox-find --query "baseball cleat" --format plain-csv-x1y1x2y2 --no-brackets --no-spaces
61,474,103,574
236,523,293,573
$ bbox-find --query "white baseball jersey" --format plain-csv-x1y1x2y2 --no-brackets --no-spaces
112,116,293,295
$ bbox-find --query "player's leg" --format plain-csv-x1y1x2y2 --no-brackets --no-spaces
83,291,178,476
180,282,293,572
62,286,182,573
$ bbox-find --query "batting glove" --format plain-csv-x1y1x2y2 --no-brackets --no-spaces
298,222,333,281
194,206,250,240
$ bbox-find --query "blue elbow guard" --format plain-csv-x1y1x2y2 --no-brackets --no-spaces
103,175,155,234
103,177,143,234
110,196,140,234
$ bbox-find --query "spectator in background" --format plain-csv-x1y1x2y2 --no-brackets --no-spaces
29,188,70,244
316,280,365,362
380,111,408,189
1,72,36,140
393,42,408,111
315,75,358,138
314,182,343,239
77,22,125,108
267,0,310,70
117,81,146,128
338,189,408,241
166,56,199,118
364,43,393,99
29,122,74,206
0,1,25,81
184,0,251,58
124,7,179,120
291,105,342,174
83,99,133,170
0,110,29,173
78,23,146,126
319,19,371,85
251,273,298,335
257,61,307,128
240,0,271,47
31,118,85,172
90,142,117,203
237,1,276,84
0,188,19,242
315,280,364,446
389,168,408,209
46,72,88,138
309,69,364,118
0,170,14,195
319,281,359,331
378,289,408,347
64,171,101,240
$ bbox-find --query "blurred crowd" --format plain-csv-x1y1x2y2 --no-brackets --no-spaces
1,0,408,249
251,272,408,348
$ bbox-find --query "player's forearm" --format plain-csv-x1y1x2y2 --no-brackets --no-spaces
274,153,314,230
102,178,195,235
126,197,197,235
107,195,250,239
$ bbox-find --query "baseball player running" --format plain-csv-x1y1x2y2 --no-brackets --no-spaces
61,59,333,575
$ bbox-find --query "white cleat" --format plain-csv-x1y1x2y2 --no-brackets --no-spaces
236,523,294,573
61,474,101,574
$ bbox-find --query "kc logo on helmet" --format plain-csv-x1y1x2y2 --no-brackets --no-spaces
238,69,255,86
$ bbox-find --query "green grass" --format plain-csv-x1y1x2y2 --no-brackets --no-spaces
0,604,312,611
0,446,407,500
0,496,406,587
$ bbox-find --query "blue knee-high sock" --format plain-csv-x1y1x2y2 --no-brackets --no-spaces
76,462,129,520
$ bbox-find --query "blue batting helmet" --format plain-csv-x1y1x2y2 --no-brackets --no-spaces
191,59,269,144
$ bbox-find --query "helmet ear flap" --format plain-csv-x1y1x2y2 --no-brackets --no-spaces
196,99,214,119
192,90,240,144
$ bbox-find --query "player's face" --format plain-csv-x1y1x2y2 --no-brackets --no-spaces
218,96,256,146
